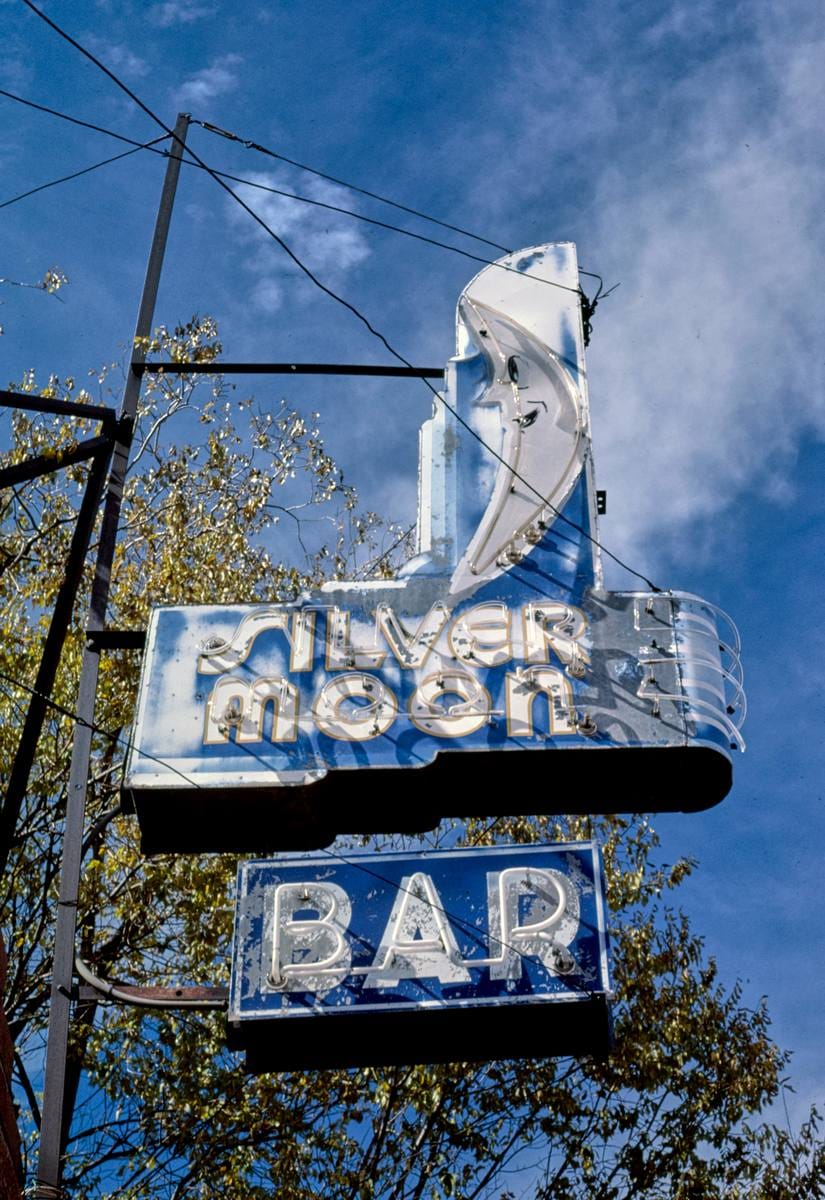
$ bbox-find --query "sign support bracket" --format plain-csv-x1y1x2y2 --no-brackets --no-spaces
0,400,116,877
34,112,191,1200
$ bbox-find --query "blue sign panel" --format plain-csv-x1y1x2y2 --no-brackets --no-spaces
123,243,745,851
228,842,612,1070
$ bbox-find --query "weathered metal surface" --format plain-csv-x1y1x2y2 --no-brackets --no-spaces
229,842,612,1070
123,243,745,852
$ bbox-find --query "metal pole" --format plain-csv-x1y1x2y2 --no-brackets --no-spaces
35,112,191,1200
0,443,112,876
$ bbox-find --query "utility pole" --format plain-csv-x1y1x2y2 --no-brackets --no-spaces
35,113,190,1200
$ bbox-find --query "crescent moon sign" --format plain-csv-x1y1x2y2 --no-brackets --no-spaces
409,243,589,599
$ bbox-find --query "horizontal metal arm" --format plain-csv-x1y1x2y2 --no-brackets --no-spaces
0,434,111,489
0,388,117,427
133,361,445,379
84,629,146,651
75,954,227,1010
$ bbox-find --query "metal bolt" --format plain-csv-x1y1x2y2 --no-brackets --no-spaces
578,712,597,736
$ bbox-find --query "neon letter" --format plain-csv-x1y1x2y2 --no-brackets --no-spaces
449,601,512,667
410,671,491,738
505,667,575,737
313,672,396,740
521,602,589,675
363,872,471,989
486,867,579,980
268,881,351,994
203,675,299,743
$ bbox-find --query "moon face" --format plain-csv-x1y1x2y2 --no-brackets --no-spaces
444,245,588,600
449,294,584,595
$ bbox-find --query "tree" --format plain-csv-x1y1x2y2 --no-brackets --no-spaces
1,321,823,1198
0,267,68,337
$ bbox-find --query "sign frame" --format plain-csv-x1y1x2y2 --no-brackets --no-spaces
228,841,613,1071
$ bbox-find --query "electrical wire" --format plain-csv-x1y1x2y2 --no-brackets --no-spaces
0,137,168,211
352,522,417,580
17,1,653,590
315,839,597,994
19,1,659,593
193,120,615,292
0,89,601,298
0,86,155,147
74,954,227,1010
178,162,585,295
208,227,648,583
0,667,201,791
16,4,431,360
195,118,513,257
0,84,610,288
0,661,601,1004
0,86,614,314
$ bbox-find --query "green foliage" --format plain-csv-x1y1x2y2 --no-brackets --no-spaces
1,320,822,1198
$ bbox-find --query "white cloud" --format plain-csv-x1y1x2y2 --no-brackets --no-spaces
463,1,825,576
225,171,371,312
642,0,719,45
149,0,216,26
250,277,284,314
582,13,825,570
176,55,242,106
86,37,148,78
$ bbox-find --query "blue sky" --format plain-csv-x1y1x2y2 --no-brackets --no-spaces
2,0,824,1129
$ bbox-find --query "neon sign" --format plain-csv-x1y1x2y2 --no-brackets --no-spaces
196,598,584,745
228,842,612,1071
124,243,745,852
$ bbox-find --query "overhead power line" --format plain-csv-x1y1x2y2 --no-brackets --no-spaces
193,120,612,290
0,86,152,147
0,87,611,301
185,163,585,294
0,137,168,211
195,118,514,257
20,0,655,591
